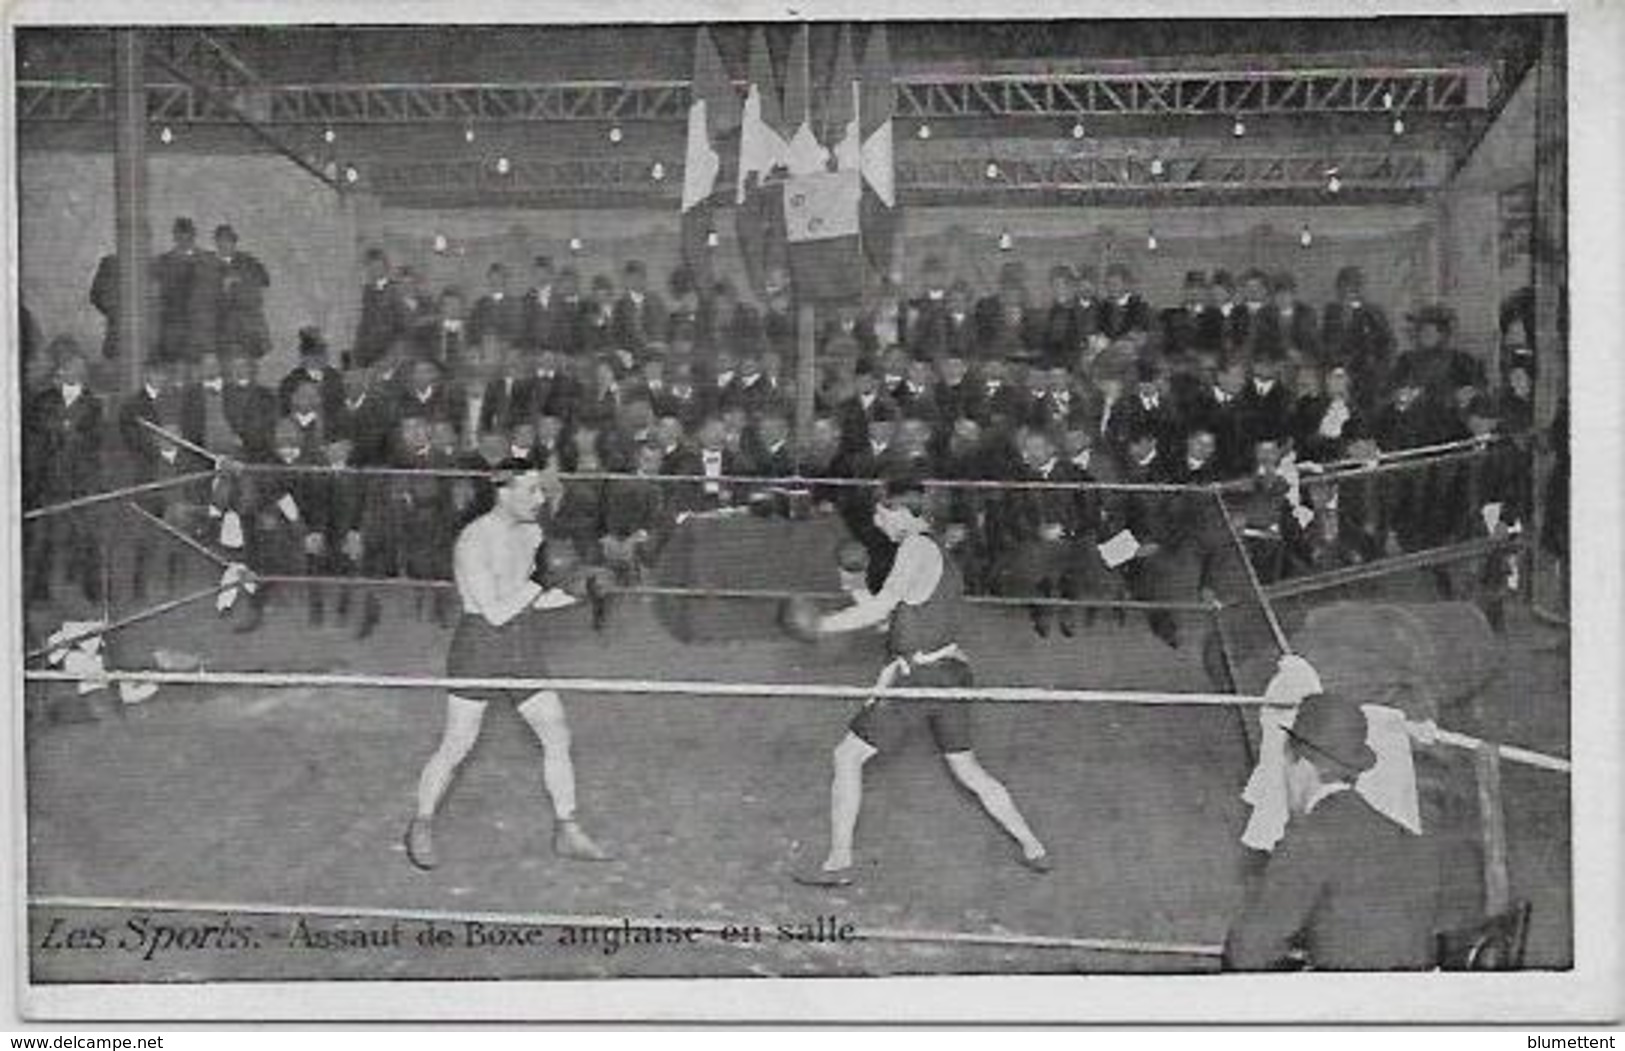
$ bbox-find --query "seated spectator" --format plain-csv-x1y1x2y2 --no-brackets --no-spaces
320,437,367,628
975,260,1040,363
602,441,674,583
279,327,344,423
232,416,331,634
1000,427,1090,638
223,354,278,461
747,411,795,479
1239,353,1294,452
399,357,461,427
332,366,397,468
1224,693,1440,971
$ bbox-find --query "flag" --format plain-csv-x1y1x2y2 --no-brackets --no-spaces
735,27,789,298
785,168,863,302
823,24,861,175
680,27,739,285
781,24,829,176
859,25,898,277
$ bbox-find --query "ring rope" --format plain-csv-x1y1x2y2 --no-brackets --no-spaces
134,420,1528,495
125,502,235,569
240,570,1221,614
135,418,224,466
1261,537,1526,601
20,470,217,523
20,667,1571,773
26,895,1224,960
1212,486,1293,656
22,580,240,664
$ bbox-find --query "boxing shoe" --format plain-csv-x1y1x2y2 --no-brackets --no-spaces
404,817,437,871
552,819,613,862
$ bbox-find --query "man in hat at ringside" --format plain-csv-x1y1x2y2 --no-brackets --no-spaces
1225,690,1441,970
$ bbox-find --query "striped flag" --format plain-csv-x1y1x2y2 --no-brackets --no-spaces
784,24,863,302
680,27,740,285
859,25,898,278
735,27,790,299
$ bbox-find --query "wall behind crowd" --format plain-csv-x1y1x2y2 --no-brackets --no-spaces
19,153,1465,384
17,151,358,375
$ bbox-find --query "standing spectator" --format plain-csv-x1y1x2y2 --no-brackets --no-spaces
1259,271,1320,363
902,256,952,357
665,266,703,348
611,260,668,357
153,217,219,364
399,358,461,427
1099,263,1151,345
468,263,526,350
89,254,120,359
1040,264,1085,370
1159,271,1211,357
975,260,1040,363
1228,268,1271,357
24,346,104,604
521,255,560,352
213,225,271,359
431,287,470,366
549,268,587,357
1320,265,1395,411
577,275,619,359
354,247,406,368
119,358,183,598
397,267,441,357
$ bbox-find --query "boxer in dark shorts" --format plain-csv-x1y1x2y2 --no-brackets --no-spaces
405,459,611,870
787,476,1051,886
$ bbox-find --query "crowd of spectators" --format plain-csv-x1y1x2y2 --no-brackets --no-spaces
21,217,1545,643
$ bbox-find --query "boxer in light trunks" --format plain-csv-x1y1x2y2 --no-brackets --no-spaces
786,476,1050,886
405,458,611,869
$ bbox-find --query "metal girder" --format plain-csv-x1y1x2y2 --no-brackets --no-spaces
144,33,341,192
364,147,1439,205
904,150,1437,192
16,63,1494,126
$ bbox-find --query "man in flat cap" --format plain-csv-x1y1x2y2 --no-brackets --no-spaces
1225,691,1440,970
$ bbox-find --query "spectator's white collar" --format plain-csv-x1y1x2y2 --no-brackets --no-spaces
202,379,224,394
61,383,83,405
294,411,318,428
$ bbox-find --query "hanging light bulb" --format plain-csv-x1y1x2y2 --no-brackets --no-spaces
1149,157,1165,177
997,230,1014,252
1299,224,1313,248
1070,121,1085,140
463,126,476,144
343,165,360,185
1392,115,1406,136
569,236,585,254
608,125,624,144
432,233,449,254
495,156,512,175
1382,90,1395,111
1146,229,1159,252
984,161,1000,181
322,126,336,144
158,126,174,145
705,230,720,250
916,123,932,140
322,160,339,180
1232,115,1246,138
650,161,666,182
1325,168,1342,195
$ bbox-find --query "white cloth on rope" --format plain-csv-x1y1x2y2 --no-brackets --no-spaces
1240,655,1425,852
218,510,244,549
45,621,158,704
216,562,259,612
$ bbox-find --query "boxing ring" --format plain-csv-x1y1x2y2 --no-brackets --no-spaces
18,429,1571,977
